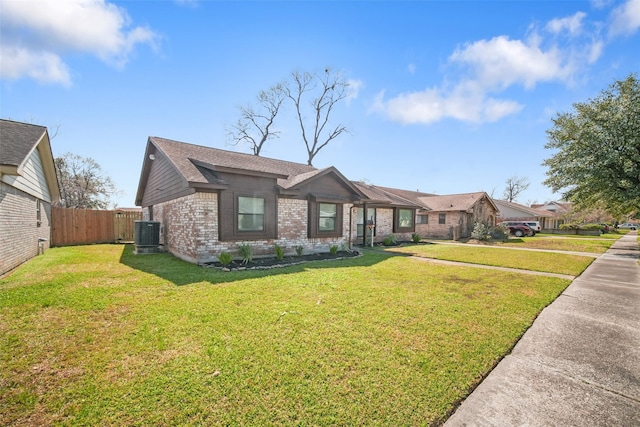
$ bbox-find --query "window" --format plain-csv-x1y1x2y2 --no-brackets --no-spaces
309,201,343,238
393,208,415,233
318,203,337,232
398,209,413,228
439,213,446,224
356,207,376,237
238,196,264,231
417,214,428,224
36,199,42,227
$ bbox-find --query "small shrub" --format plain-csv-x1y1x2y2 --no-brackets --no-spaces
581,223,604,232
411,232,421,243
295,245,304,256
560,223,578,230
383,234,397,246
217,252,233,266
238,243,253,264
489,226,508,241
471,222,490,241
329,244,339,255
274,244,285,260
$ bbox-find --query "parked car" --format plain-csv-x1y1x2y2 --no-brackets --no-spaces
504,224,534,237
523,221,541,233
498,221,538,236
618,223,638,230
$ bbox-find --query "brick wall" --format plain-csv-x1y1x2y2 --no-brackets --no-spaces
415,211,463,240
145,193,352,264
0,182,52,275
349,207,413,245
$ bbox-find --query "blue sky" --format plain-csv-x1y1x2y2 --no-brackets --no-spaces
2,0,639,208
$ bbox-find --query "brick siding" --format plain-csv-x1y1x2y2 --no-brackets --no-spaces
145,193,352,264
0,182,52,275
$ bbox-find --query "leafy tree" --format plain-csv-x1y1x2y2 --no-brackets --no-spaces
502,176,530,202
55,153,118,209
543,74,640,216
226,83,286,155
285,68,350,166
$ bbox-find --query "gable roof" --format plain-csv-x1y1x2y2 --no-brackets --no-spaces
0,119,48,173
136,137,365,205
352,183,496,213
0,119,60,201
352,181,427,207
494,199,558,218
417,192,497,212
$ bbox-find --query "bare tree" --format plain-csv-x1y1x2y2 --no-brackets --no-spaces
226,83,286,155
55,153,118,209
502,176,530,203
285,68,350,166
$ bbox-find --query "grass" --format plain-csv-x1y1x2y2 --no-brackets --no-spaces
386,243,595,276
0,244,575,426
496,235,617,253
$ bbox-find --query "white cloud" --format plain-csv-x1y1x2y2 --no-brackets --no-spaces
407,63,416,74
0,0,159,85
372,85,523,125
0,44,72,86
449,35,574,90
374,10,606,125
546,12,587,35
346,79,363,105
609,0,640,36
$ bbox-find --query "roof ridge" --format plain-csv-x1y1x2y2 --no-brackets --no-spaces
149,136,316,170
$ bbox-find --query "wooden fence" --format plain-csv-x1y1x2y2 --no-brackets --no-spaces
51,207,142,247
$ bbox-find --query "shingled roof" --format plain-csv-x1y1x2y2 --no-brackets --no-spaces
137,137,365,204
0,119,48,172
0,119,60,202
417,192,493,212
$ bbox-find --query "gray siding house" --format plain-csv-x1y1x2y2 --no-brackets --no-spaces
0,119,60,276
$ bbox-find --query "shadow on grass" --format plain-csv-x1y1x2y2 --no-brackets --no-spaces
119,244,402,286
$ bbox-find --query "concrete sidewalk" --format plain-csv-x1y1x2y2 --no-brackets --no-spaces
445,231,640,426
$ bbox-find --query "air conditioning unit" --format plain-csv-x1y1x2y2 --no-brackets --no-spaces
134,221,160,254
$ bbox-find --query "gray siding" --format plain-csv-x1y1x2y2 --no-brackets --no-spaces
141,150,191,206
1,147,52,203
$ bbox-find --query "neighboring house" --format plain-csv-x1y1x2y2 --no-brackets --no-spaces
411,191,498,240
494,199,564,230
0,119,60,276
531,201,572,229
135,137,499,264
348,184,498,241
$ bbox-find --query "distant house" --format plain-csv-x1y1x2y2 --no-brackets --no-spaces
351,184,498,241
134,137,499,264
0,119,60,276
494,199,565,230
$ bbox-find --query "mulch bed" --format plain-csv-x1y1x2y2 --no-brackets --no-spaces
205,250,361,271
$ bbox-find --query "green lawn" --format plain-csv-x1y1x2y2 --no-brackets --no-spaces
386,243,595,276
1,244,573,425
496,235,617,253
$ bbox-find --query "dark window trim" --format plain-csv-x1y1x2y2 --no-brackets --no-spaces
393,207,416,233
220,192,277,241
309,200,343,238
237,196,265,232
439,213,446,224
